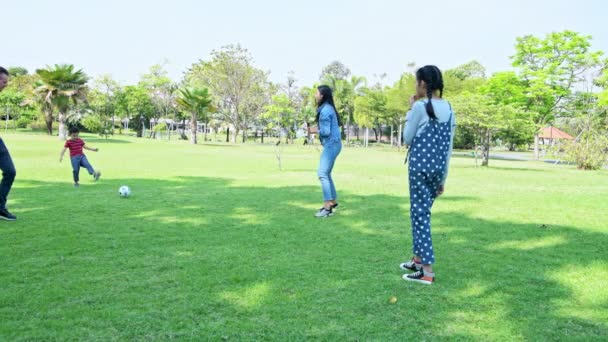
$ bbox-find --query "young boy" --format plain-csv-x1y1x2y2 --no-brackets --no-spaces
60,127,101,187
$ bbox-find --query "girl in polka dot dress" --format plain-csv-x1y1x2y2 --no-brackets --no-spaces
400,65,456,284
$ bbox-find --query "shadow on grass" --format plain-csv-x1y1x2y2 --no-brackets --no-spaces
1,177,606,340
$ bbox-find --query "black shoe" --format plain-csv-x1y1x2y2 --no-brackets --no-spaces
315,207,334,218
400,257,422,272
0,208,16,221
402,269,435,285
318,203,339,211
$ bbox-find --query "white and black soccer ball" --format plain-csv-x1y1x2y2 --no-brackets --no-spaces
119,185,131,198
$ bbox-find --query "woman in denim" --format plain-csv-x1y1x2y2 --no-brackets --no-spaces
315,85,342,218
400,66,456,284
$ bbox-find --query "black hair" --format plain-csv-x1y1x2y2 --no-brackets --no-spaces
415,65,444,120
0,67,8,76
68,127,80,134
316,85,342,126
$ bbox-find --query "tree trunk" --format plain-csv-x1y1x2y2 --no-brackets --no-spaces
390,125,394,146
226,127,230,142
534,134,540,160
242,129,247,143
58,112,67,139
203,122,208,142
397,119,402,147
482,130,491,167
346,117,351,145
232,128,238,144
261,131,264,144
190,114,197,144
45,112,53,135
365,127,369,147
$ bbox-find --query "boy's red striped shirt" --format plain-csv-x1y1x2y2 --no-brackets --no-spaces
65,138,85,157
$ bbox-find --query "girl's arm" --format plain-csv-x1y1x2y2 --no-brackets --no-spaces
403,102,424,146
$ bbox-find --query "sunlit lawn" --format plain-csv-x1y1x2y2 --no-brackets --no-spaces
1,132,606,341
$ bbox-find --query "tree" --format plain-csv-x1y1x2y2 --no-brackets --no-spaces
445,60,486,81
140,64,177,139
35,64,89,139
299,86,318,143
262,94,296,143
185,44,270,143
176,87,214,144
481,71,536,150
354,86,387,146
94,74,121,136
0,89,32,131
443,61,486,96
597,68,608,107
115,85,155,137
319,61,351,82
452,93,517,166
511,30,604,159
353,96,373,147
7,67,28,77
385,74,416,146
278,73,305,143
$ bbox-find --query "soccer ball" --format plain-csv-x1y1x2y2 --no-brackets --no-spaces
119,185,131,198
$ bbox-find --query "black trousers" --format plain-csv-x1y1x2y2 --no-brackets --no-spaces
0,138,16,210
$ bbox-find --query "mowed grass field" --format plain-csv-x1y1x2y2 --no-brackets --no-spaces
1,133,607,341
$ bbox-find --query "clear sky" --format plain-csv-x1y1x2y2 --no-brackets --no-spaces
3,0,607,87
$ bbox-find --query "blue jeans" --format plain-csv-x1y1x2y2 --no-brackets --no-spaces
71,155,95,183
0,138,16,210
318,142,341,201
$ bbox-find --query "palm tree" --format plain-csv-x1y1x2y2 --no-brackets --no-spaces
176,87,214,144
35,64,88,139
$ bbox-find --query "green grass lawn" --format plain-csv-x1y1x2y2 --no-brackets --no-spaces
1,133,607,341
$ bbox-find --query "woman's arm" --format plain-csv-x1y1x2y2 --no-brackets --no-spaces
318,106,332,138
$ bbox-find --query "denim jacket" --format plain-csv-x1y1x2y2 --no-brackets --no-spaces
318,103,342,146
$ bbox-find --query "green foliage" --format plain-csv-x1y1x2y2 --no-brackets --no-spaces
81,115,103,134
481,72,536,150
262,94,295,131
319,60,351,81
35,64,89,137
7,66,28,77
444,60,486,81
561,131,608,170
0,89,28,118
385,74,414,124
152,122,168,132
512,30,604,125
176,88,214,118
185,44,271,142
115,85,155,137
16,116,32,129
354,87,387,129
177,87,214,144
